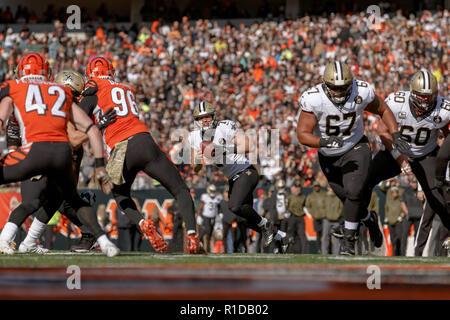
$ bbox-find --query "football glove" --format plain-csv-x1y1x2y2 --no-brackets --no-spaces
392,132,410,153
96,108,117,130
6,118,21,148
94,166,113,194
319,136,344,148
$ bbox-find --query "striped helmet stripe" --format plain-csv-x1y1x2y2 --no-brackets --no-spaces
335,61,343,81
422,71,430,90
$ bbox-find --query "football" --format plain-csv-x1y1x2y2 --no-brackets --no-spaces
201,141,215,158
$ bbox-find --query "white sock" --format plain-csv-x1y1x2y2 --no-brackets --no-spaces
23,218,46,246
275,230,286,241
96,234,112,248
257,217,267,227
344,221,359,230
0,222,18,242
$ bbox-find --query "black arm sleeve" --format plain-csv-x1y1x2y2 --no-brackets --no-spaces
436,135,450,179
78,94,98,117
0,82,11,101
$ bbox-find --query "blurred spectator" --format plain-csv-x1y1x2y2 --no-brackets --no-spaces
305,181,327,253
383,185,405,256
400,177,423,256
322,186,342,255
286,181,308,254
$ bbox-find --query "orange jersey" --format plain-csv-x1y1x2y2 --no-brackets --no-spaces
0,79,72,143
80,78,149,152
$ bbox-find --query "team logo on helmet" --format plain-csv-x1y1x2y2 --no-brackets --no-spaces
86,56,115,79
16,53,51,80
433,116,442,124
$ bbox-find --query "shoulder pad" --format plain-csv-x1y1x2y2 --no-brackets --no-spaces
82,80,98,96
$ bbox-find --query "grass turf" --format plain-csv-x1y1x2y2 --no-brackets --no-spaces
0,252,449,267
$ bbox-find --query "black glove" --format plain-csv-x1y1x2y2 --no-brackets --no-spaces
6,119,21,148
96,108,117,130
319,136,344,148
434,177,449,192
392,132,410,153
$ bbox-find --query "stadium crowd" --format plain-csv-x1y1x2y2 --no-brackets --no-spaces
1,7,449,191
0,3,448,255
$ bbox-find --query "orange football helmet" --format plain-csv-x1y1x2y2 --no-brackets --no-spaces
85,56,115,79
15,53,51,80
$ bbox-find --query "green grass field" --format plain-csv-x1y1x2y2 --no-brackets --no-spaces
1,252,449,267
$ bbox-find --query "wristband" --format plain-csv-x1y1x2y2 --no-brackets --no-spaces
94,157,105,168
390,148,401,160
84,123,95,134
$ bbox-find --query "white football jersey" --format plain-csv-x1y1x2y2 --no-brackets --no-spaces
189,120,251,178
385,91,450,158
299,80,375,156
200,193,223,218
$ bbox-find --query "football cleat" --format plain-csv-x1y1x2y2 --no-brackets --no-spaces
140,219,169,253
362,211,383,248
0,240,15,255
274,235,293,254
442,237,450,258
330,224,344,239
100,242,120,257
18,242,49,254
262,220,277,247
186,234,206,254
71,233,97,253
339,228,357,256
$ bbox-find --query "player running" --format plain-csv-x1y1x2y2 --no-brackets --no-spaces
296,61,410,255
189,100,289,252
0,53,119,256
79,56,204,254
3,70,117,254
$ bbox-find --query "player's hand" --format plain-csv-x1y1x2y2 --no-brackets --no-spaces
392,132,410,153
396,154,411,175
6,118,21,147
95,166,113,194
96,108,117,130
319,136,344,148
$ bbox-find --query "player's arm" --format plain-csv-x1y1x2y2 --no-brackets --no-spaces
196,200,204,218
67,108,117,148
191,146,203,172
377,119,412,174
233,130,251,154
297,110,321,148
0,96,13,134
296,111,342,148
435,130,450,189
366,95,410,152
70,102,113,194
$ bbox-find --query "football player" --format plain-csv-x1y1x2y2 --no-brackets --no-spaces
376,70,450,253
197,184,222,253
4,70,117,254
0,53,119,256
79,56,204,254
296,61,410,255
189,100,289,252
